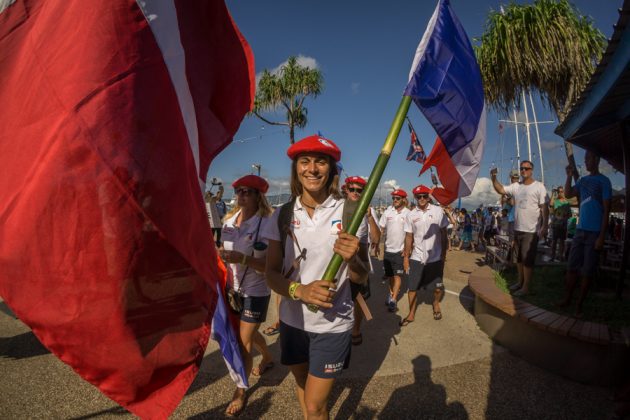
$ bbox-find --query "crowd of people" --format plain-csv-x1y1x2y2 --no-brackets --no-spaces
203,134,617,418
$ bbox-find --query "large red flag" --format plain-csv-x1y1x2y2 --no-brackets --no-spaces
0,1,254,418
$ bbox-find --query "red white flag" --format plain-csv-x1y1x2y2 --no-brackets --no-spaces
0,1,254,418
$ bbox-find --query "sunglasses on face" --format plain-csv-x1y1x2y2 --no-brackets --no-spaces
234,187,256,196
347,187,363,194
415,194,429,199
520,166,532,171
392,197,402,201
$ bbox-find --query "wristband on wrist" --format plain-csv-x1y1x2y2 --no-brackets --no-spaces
288,281,301,300
241,254,247,265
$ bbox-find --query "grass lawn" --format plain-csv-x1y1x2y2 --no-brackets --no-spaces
493,265,630,328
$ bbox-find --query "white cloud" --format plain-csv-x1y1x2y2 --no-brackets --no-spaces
541,140,561,151
267,177,291,191
255,55,320,85
382,179,400,191
459,177,502,209
351,82,360,95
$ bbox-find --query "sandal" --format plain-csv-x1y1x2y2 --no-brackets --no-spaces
399,318,414,327
251,361,274,377
433,311,442,321
262,325,279,336
225,389,247,417
351,333,363,346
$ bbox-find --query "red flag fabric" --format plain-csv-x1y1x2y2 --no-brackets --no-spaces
420,137,460,205
0,1,254,418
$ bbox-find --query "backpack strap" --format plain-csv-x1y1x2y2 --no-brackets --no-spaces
277,198,296,260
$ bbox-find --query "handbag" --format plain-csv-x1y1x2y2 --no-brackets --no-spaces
225,216,263,314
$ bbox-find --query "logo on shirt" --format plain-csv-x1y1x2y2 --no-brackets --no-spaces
330,219,342,234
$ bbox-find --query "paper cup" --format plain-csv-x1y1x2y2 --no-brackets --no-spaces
253,241,268,259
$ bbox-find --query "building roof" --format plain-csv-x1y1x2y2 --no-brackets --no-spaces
555,0,630,172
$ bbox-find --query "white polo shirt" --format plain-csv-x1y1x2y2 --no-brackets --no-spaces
221,211,271,297
379,206,410,253
503,181,549,233
263,195,368,334
404,203,448,264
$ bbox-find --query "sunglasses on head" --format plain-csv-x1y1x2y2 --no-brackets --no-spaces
347,187,363,194
415,194,429,199
234,187,256,195
520,166,532,171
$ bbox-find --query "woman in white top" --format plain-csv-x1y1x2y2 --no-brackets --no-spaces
263,135,369,419
220,174,273,416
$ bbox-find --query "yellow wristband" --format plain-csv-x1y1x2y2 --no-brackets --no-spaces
288,281,301,300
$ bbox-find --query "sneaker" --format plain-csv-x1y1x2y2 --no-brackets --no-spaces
388,300,397,312
385,295,392,306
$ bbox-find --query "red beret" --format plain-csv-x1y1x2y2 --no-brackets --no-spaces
287,135,341,162
232,175,269,194
345,176,366,186
391,189,407,198
412,185,432,195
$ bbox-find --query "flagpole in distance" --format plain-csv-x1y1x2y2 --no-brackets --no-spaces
307,96,412,312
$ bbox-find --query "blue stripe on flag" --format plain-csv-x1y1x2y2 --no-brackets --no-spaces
404,0,484,157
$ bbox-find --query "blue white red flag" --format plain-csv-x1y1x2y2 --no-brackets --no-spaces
211,261,249,389
0,0,253,418
406,120,426,165
404,0,486,205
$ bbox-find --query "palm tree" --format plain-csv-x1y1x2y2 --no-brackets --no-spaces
252,56,324,144
475,0,606,120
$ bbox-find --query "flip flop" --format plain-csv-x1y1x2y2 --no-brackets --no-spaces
262,325,279,336
399,318,414,327
433,311,442,321
225,391,247,417
251,361,274,377
351,333,363,346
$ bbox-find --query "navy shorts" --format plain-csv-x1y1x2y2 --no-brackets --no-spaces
240,295,271,323
407,260,444,291
279,321,351,379
383,251,405,278
567,230,600,277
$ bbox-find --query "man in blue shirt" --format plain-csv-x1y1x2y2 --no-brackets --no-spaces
559,151,611,317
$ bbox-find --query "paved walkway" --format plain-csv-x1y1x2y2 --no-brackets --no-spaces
0,249,615,419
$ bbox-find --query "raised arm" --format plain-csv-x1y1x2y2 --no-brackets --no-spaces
564,165,578,199
490,168,506,195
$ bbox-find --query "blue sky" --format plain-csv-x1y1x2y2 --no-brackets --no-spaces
211,0,624,207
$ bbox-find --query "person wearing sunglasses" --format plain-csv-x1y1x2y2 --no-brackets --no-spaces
491,161,549,296
220,174,274,416
343,175,381,346
378,189,410,312
262,135,369,419
401,185,449,325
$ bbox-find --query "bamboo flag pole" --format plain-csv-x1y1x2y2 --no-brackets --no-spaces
307,96,412,312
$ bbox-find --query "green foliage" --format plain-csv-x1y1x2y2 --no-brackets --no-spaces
475,0,606,119
252,56,324,143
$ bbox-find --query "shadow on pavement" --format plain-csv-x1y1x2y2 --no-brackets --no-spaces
0,331,49,359
188,389,274,419
378,355,468,419
328,259,401,419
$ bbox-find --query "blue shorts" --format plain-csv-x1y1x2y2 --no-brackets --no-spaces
279,321,351,379
240,295,271,323
567,230,600,277
407,260,444,291
383,251,405,277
